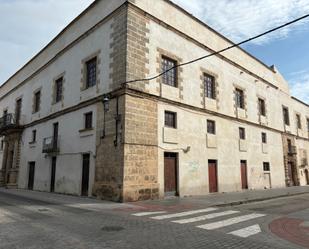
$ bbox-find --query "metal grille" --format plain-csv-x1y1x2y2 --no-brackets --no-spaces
204,74,215,99
162,56,177,87
86,57,97,88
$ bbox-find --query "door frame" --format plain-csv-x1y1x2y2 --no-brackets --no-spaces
50,157,57,192
28,162,35,190
240,160,248,190
81,153,90,196
305,169,309,185
208,160,218,193
164,152,179,196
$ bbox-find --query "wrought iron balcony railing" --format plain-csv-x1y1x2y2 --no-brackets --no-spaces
42,136,60,154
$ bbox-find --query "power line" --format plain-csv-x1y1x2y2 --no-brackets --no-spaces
124,13,309,85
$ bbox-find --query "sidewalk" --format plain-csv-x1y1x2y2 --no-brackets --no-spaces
133,186,309,211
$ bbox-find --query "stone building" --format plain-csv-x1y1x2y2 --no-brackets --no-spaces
0,0,309,202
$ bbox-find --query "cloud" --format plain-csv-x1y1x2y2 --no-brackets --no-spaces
172,0,309,45
0,0,95,85
288,70,309,103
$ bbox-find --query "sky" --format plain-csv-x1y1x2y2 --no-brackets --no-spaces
0,0,309,103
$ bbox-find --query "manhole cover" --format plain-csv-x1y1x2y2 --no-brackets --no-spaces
101,226,125,232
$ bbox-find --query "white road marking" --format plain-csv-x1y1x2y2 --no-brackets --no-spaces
228,224,262,238
197,213,266,230
132,211,167,217
172,210,240,224
151,208,218,220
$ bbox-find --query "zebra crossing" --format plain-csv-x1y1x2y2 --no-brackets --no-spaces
132,207,266,238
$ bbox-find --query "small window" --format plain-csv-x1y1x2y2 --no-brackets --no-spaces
261,132,267,144
204,74,216,99
165,111,177,128
31,130,37,143
84,112,93,130
235,88,245,109
55,77,63,103
161,56,177,87
86,57,97,88
207,120,216,134
263,162,270,172
296,114,302,129
33,91,41,113
258,98,266,116
282,107,290,126
239,127,246,140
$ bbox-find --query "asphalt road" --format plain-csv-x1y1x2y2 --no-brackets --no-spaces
0,190,308,249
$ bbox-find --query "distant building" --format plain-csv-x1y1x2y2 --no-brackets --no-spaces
0,0,308,202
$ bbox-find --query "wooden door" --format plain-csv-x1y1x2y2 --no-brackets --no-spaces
164,153,178,195
208,160,218,193
240,161,248,189
288,162,298,186
305,169,309,185
50,157,56,192
28,162,35,190
81,154,90,196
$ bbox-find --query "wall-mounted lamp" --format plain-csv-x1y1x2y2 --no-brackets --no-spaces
101,95,110,139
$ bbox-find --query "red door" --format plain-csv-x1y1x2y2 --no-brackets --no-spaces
164,153,178,195
241,161,248,189
208,160,218,193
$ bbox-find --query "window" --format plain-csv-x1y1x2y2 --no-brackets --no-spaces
239,127,246,140
263,162,270,172
84,112,93,130
33,91,41,113
161,56,177,87
204,74,216,99
86,57,97,88
235,88,245,109
296,114,302,129
282,107,290,126
287,139,292,153
207,120,216,134
0,140,3,150
31,130,37,143
307,118,309,132
262,132,267,143
258,98,266,116
165,111,177,128
55,77,63,103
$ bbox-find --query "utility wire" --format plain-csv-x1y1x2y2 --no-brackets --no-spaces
124,13,309,85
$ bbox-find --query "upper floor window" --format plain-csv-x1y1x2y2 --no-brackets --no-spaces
86,57,97,88
165,111,177,128
207,120,216,135
15,98,22,124
296,114,302,129
263,162,270,172
307,118,309,132
262,132,267,144
235,88,245,109
204,74,216,99
31,130,37,143
239,127,246,140
84,112,93,130
161,56,177,87
287,139,292,152
258,98,266,116
55,77,63,103
282,107,290,126
33,90,41,113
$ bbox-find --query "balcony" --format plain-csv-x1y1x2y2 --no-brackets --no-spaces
0,114,24,135
42,136,59,154
288,146,297,155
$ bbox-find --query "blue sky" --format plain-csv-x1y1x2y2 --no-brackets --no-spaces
0,0,309,103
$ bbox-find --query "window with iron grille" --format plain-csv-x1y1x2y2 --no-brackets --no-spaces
235,88,245,109
282,107,290,126
239,127,246,140
258,98,266,116
34,91,41,113
204,74,216,99
263,162,270,171
55,77,63,103
165,111,177,128
86,57,97,88
84,112,93,129
207,120,216,134
262,132,267,143
296,114,302,129
161,56,177,87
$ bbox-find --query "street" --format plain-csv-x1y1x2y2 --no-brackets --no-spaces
0,189,309,249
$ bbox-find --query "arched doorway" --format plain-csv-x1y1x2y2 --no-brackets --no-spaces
305,169,309,185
